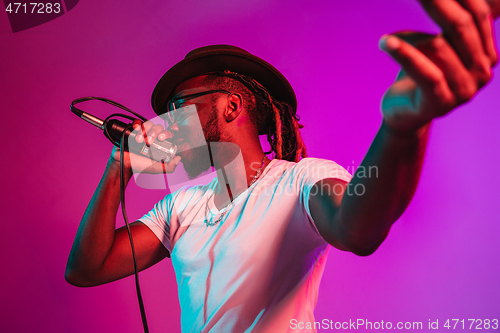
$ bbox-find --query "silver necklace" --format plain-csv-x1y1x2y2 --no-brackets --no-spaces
205,156,266,227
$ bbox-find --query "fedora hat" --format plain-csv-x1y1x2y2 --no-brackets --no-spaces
151,45,297,130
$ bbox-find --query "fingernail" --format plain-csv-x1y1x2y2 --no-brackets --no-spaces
158,133,165,140
147,136,153,143
379,35,400,51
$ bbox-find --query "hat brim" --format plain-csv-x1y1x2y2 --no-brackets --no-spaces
151,45,297,134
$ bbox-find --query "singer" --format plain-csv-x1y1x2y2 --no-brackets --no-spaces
66,0,499,331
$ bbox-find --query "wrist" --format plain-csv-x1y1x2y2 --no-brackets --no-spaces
105,157,134,183
379,119,431,153
382,118,431,140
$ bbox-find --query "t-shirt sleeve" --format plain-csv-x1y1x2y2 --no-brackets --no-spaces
138,195,173,253
294,158,352,230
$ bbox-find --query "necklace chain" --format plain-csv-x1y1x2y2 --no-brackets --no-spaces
204,156,266,227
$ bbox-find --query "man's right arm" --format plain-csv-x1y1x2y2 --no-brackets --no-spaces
65,121,179,287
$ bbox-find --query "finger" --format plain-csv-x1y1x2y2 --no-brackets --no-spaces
380,35,455,108
135,121,153,144
395,32,481,95
161,156,182,173
417,35,480,103
459,0,498,64
157,129,173,141
392,31,436,81
145,124,165,145
392,31,436,46
132,119,142,130
390,32,436,82
131,119,143,143
418,0,492,70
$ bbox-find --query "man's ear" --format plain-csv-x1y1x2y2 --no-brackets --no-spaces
224,93,243,122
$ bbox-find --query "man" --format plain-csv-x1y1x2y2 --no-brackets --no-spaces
66,0,499,331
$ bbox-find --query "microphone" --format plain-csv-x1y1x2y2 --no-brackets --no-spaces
71,98,177,163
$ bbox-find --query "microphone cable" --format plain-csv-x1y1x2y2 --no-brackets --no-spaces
71,97,153,333
120,130,149,333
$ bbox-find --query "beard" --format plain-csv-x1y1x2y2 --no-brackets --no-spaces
182,145,213,180
182,104,222,180
181,103,240,180
204,103,222,143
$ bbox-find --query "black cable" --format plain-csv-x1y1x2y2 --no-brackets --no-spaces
120,129,149,333
71,96,150,333
71,96,148,122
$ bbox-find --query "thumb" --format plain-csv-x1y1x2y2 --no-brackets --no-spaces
391,31,437,48
162,156,182,174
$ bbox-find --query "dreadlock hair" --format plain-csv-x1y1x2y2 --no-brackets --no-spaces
202,71,307,162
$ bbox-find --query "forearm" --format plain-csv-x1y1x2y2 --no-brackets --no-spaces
65,157,133,285
338,120,430,254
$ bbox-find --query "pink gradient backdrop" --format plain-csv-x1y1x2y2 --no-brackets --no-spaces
1,0,499,332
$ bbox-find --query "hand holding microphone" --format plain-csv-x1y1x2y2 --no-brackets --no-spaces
71,96,181,175
110,119,181,175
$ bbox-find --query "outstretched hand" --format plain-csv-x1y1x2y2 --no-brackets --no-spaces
380,0,499,132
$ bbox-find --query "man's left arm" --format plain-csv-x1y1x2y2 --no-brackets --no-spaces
309,0,499,256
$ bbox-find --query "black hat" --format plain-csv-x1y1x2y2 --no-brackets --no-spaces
151,45,297,125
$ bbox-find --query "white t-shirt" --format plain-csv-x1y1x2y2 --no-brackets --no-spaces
140,158,352,332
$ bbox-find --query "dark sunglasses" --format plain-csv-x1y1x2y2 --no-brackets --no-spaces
165,90,234,125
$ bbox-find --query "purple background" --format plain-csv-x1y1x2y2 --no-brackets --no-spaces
1,0,499,332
